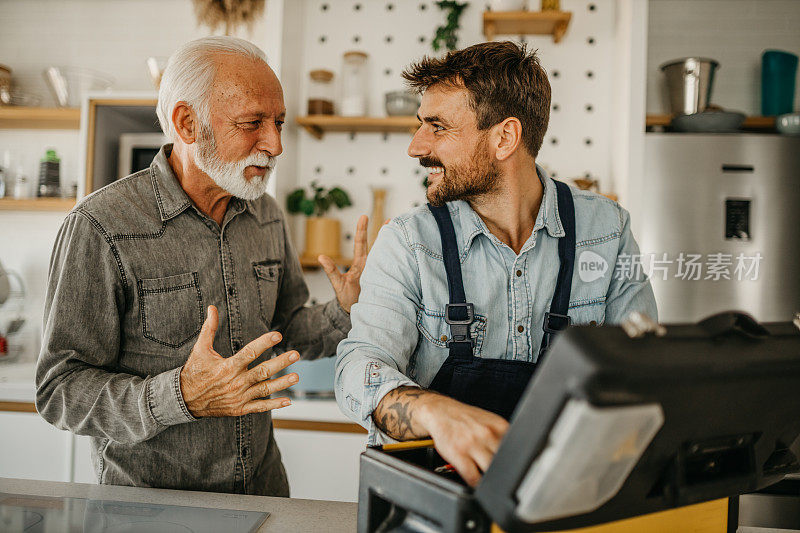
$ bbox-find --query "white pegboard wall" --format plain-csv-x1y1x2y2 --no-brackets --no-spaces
286,0,620,298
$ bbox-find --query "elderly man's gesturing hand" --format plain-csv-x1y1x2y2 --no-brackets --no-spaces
179,305,299,418
318,214,370,313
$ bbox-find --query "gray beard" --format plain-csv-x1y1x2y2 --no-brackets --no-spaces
194,123,276,201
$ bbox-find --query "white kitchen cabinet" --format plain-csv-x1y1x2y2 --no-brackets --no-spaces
73,435,97,484
274,429,366,503
0,411,72,482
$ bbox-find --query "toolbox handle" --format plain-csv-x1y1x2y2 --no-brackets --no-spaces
698,311,769,340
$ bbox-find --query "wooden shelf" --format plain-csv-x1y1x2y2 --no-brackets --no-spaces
0,107,81,129
299,255,352,270
483,10,572,42
296,115,418,139
0,197,77,211
646,114,776,130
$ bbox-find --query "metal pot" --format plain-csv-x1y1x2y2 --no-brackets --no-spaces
660,57,719,115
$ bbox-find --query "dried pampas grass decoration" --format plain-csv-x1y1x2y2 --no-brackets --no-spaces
192,0,266,36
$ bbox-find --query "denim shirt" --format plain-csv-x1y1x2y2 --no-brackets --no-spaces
35,145,350,495
335,166,657,445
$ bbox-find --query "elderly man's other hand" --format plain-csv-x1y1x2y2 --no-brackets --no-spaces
179,305,299,418
318,214,370,313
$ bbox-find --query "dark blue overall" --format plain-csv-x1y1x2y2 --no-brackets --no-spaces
426,180,576,420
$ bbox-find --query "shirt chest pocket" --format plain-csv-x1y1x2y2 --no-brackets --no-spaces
254,261,282,326
416,309,487,356
137,272,204,349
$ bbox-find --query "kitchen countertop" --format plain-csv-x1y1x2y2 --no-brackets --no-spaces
0,477,357,532
0,360,351,423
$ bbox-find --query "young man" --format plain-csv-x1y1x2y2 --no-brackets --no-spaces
335,41,657,486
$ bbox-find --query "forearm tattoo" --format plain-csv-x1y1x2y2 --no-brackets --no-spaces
372,386,431,441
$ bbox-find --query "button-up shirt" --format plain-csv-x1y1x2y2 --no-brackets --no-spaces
335,166,657,444
36,145,350,495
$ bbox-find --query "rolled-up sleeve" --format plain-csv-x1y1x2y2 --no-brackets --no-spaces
36,212,195,446
335,221,423,445
604,205,659,324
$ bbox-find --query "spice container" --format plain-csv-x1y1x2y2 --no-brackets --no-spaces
340,51,369,117
307,69,335,115
38,149,61,197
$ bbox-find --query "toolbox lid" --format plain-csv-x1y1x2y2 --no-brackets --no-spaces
474,312,800,531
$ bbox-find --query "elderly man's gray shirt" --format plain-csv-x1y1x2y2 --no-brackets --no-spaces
36,145,351,496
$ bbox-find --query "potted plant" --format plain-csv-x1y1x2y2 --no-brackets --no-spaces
286,181,352,262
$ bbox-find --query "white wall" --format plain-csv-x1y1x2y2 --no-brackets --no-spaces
647,0,800,115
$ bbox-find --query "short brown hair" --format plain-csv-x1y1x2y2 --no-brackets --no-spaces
402,41,551,158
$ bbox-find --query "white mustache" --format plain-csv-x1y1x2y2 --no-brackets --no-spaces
240,153,276,169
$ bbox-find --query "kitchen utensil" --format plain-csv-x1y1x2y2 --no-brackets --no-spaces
660,57,719,115
670,110,745,133
43,66,114,107
384,90,420,116
307,69,334,115
761,50,798,116
146,56,167,89
369,187,387,248
777,112,800,135
4,90,41,106
340,51,369,117
0,65,11,105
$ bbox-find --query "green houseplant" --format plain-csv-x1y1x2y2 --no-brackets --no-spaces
286,182,352,261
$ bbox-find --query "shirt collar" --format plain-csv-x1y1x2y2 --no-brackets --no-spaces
150,144,273,225
150,144,192,222
456,163,565,253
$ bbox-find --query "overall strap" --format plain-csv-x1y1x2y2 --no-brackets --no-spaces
427,204,475,357
540,180,576,356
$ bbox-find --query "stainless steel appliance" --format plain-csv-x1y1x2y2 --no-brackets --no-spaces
640,134,800,323
642,133,800,529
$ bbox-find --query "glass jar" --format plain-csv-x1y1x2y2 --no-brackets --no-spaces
307,69,335,115
340,51,369,117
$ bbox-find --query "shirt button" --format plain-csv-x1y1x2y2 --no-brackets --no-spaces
233,341,241,351
227,285,235,297
590,321,597,326
518,325,524,333
440,335,448,342
516,270,522,277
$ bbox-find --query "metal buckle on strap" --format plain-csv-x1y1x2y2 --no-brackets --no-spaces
543,312,571,334
445,303,475,347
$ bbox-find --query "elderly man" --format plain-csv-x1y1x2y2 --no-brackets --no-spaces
36,36,366,496
335,41,657,486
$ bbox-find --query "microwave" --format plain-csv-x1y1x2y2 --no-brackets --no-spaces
117,132,167,178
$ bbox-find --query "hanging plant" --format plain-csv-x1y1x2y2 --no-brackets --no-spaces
192,0,266,36
432,1,469,52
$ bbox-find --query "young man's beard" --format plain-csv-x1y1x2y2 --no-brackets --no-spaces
193,120,276,201
425,141,499,207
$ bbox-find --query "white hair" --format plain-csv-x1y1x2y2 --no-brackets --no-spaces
156,36,268,142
